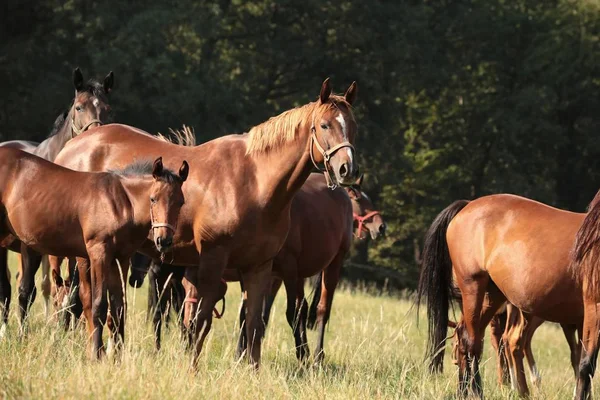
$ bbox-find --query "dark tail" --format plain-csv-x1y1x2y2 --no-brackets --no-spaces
307,273,322,330
416,199,469,374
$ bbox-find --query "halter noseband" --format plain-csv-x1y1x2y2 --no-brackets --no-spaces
150,204,176,233
353,210,381,237
309,127,355,190
71,118,102,137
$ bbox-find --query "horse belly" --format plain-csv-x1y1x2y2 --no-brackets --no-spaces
487,254,582,324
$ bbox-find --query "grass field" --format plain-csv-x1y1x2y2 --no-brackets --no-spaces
0,252,590,399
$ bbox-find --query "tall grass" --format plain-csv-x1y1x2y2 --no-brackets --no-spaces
0,252,588,399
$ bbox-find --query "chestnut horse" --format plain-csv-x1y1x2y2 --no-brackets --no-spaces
239,173,385,362
417,194,585,398
0,147,188,356
0,67,113,324
569,191,600,399
52,78,360,367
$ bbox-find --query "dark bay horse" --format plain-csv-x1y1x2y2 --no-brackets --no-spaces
417,194,585,398
53,78,360,367
236,174,385,363
0,67,113,324
0,147,188,357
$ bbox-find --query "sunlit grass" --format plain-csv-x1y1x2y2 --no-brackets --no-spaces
0,251,591,399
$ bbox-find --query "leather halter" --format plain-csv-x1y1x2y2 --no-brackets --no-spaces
309,127,355,190
71,118,102,137
150,204,176,233
353,210,381,237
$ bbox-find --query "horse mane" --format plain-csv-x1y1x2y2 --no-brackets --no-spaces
47,78,108,138
571,188,600,296
245,95,352,154
156,125,196,147
110,160,182,183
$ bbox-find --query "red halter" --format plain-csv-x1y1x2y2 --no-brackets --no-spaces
184,279,227,319
353,210,381,237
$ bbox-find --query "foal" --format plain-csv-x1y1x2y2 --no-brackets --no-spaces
0,148,187,358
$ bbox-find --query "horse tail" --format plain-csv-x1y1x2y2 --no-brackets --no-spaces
572,190,600,300
307,273,322,330
416,199,470,373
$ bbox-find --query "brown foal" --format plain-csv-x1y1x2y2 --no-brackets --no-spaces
0,148,188,357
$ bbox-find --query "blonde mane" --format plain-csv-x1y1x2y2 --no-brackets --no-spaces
246,95,351,154
156,124,197,147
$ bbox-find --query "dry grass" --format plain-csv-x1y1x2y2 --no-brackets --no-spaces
0,251,591,399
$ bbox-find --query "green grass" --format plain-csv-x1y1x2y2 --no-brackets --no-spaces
0,252,589,399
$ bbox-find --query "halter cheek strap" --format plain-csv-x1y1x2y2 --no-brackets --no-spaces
353,210,381,237
71,118,102,137
309,128,355,190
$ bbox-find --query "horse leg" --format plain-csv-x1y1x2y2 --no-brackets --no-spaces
315,252,344,364
307,273,322,330
76,258,95,342
67,257,83,323
455,273,505,398
40,255,51,317
575,299,600,400
235,280,248,360
151,263,171,351
0,247,10,324
107,258,129,354
18,244,42,332
489,311,509,385
561,323,581,378
263,276,282,327
182,245,227,369
523,315,544,388
503,305,530,396
241,259,272,368
88,246,110,360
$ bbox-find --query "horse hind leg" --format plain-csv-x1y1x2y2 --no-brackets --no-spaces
18,243,42,334
561,323,581,378
40,255,51,318
455,272,506,398
502,304,530,396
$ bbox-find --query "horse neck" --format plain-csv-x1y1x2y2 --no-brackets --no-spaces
35,108,74,161
119,177,153,229
251,123,315,214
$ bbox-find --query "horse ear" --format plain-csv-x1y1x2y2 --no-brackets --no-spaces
319,78,332,103
345,81,358,105
346,187,359,200
355,173,364,187
179,160,189,182
152,157,164,179
103,71,114,94
73,67,84,92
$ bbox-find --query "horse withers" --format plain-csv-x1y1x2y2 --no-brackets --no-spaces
0,147,188,358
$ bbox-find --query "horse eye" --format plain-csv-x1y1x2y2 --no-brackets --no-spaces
150,197,157,204
320,123,328,130
76,106,82,112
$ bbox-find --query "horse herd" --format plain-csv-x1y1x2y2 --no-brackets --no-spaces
3,68,599,399
0,69,388,375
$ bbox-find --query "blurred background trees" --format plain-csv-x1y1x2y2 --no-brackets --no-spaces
2,0,599,289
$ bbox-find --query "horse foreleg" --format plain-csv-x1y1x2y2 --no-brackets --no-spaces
107,257,129,355
88,246,110,360
40,255,51,317
235,281,247,360
242,259,272,369
561,323,581,378
18,243,42,333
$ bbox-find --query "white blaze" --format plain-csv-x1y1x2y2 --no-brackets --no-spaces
336,113,347,139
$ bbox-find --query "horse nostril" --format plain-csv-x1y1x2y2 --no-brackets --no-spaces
163,237,173,247
156,237,162,246
339,163,349,178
